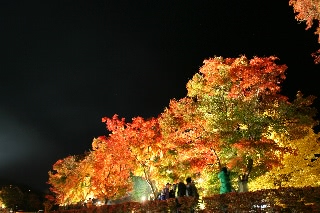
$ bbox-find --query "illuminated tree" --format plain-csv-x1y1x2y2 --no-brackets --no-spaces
48,154,94,205
48,115,166,203
289,0,320,63
47,55,318,199
48,156,77,205
91,135,134,200
249,127,320,190
75,152,95,200
100,115,165,199
160,56,317,190
159,97,218,182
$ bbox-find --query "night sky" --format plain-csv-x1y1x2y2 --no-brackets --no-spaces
1,1,319,193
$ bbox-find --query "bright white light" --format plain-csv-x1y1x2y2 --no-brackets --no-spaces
199,202,206,210
141,196,146,202
197,178,204,183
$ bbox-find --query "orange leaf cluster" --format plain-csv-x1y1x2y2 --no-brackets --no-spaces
289,0,320,63
198,56,287,99
48,56,318,204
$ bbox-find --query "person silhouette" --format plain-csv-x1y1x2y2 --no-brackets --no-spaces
218,167,232,194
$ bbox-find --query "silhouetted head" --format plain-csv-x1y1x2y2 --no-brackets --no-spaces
177,182,186,196
186,177,192,184
221,167,228,173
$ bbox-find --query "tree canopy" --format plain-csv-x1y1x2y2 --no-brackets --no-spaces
249,127,320,189
47,56,318,204
289,0,320,63
160,56,317,182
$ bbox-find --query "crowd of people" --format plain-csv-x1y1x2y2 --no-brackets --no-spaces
81,167,248,212
157,177,199,200
157,177,199,212
157,166,249,202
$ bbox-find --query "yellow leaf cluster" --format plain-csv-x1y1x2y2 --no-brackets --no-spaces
249,127,320,190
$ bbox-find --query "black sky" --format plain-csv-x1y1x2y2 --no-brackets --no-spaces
1,0,319,192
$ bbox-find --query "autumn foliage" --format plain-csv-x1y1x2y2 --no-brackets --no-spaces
249,127,320,190
48,155,94,205
289,0,320,63
160,56,316,195
47,56,318,205
91,135,134,199
100,115,165,198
